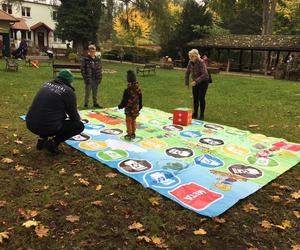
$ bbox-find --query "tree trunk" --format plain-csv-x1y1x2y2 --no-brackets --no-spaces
262,0,277,74
262,0,277,35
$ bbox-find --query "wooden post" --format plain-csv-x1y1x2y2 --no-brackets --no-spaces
239,49,243,71
250,49,254,72
275,50,280,67
226,49,230,72
266,50,271,72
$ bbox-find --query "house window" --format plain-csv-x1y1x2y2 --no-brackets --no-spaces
2,4,12,14
27,31,31,40
22,7,31,17
53,11,58,20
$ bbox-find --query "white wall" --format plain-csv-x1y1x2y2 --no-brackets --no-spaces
0,0,66,48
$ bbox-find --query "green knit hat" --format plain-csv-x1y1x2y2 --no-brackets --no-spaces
58,69,74,83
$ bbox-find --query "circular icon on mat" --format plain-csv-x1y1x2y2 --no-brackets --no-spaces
194,154,224,168
97,149,128,161
204,124,224,130
228,164,263,178
248,134,272,143
247,155,279,167
163,125,183,132
119,159,152,173
180,131,202,138
199,138,224,146
100,128,123,135
143,170,181,189
149,119,167,126
166,147,194,158
69,133,90,141
79,140,107,151
85,124,105,130
223,144,250,156
192,120,204,125
140,138,167,149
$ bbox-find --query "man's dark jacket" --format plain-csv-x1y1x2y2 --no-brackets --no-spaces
26,77,80,136
80,55,102,84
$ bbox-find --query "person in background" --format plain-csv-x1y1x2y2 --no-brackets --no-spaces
81,44,103,108
119,46,124,63
26,69,84,155
185,49,209,120
118,70,143,140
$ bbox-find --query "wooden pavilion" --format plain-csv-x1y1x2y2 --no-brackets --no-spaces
188,35,300,72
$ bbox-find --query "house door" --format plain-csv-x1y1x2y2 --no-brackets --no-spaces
37,32,44,48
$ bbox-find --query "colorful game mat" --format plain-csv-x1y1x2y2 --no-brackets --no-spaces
29,107,300,217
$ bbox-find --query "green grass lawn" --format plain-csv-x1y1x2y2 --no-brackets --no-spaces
0,59,299,249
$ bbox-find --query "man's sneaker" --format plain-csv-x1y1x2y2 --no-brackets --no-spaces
131,134,136,139
199,115,204,121
192,113,197,119
84,104,88,108
93,103,103,108
44,139,60,155
36,138,46,150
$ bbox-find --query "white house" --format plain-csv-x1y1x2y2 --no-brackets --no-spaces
0,0,66,49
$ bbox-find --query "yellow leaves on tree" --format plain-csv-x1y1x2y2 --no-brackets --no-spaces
276,0,300,21
114,8,152,45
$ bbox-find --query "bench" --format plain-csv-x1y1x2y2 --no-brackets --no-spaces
136,64,156,76
5,58,18,72
25,55,53,66
174,59,185,68
52,63,81,77
207,66,221,74
53,48,67,59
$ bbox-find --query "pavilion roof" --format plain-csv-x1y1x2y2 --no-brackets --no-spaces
188,35,300,52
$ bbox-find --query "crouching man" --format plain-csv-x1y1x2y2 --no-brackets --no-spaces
26,69,84,155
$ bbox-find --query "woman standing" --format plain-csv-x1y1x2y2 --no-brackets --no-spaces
185,49,209,120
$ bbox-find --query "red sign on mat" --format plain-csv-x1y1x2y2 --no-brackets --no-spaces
169,183,223,210
272,141,300,152
87,113,123,125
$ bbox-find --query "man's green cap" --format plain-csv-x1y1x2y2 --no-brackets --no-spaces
58,69,74,83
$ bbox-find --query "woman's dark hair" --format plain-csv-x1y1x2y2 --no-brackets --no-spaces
127,70,136,83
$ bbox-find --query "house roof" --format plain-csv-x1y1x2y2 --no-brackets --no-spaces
0,10,19,22
30,22,53,31
11,18,29,30
188,35,300,52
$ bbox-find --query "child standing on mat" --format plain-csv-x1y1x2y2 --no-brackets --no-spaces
118,70,143,140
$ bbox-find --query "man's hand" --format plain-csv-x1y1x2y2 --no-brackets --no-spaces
191,81,196,86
